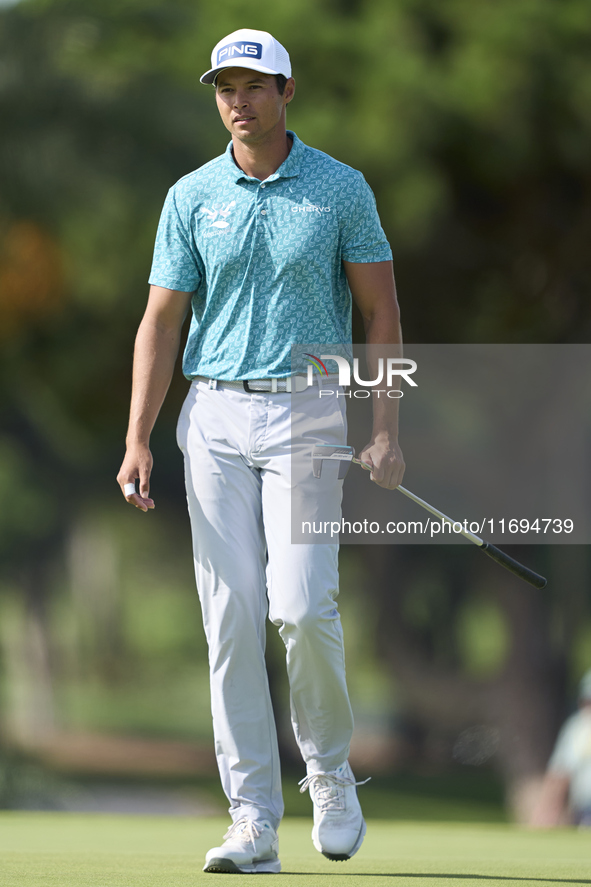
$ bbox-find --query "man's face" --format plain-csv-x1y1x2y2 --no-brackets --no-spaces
215,68,294,144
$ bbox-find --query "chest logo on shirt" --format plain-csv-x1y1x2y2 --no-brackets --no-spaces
291,197,331,215
201,201,236,229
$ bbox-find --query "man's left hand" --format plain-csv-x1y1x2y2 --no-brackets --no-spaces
357,435,405,490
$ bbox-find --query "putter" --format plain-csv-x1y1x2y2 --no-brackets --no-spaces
311,444,547,590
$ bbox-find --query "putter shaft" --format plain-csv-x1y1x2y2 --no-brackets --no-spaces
351,456,546,589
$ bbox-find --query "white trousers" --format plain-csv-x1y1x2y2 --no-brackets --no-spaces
176,380,354,828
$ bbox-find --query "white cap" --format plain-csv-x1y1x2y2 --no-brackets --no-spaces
200,29,291,85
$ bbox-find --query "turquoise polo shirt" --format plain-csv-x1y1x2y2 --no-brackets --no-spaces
148,131,392,380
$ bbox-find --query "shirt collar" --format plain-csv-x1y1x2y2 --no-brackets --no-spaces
224,131,303,184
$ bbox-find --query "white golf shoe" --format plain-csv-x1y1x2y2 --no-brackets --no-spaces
203,818,281,874
299,761,369,861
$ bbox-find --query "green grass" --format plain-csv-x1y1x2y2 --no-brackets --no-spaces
0,813,590,887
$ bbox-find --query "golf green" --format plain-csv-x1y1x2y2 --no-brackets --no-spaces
0,813,589,886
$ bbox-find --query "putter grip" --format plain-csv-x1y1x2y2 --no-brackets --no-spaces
479,542,547,589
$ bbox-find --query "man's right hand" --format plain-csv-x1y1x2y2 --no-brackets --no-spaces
117,286,191,513
117,443,155,512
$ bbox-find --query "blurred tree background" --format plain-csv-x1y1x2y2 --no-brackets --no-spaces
1,0,590,821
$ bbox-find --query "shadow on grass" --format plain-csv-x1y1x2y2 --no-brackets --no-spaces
280,875,590,884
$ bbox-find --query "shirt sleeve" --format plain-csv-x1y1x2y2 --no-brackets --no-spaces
339,172,393,264
148,186,203,292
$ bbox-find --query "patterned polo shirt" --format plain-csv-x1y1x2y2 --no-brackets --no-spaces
148,131,392,380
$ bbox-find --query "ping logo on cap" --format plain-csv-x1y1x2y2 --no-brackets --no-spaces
217,42,263,65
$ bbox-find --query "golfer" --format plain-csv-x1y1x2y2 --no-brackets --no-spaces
117,28,404,873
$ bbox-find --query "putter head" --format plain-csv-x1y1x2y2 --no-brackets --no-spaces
312,444,355,479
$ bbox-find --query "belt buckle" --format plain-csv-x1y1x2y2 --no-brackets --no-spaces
243,380,264,392
243,377,296,393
